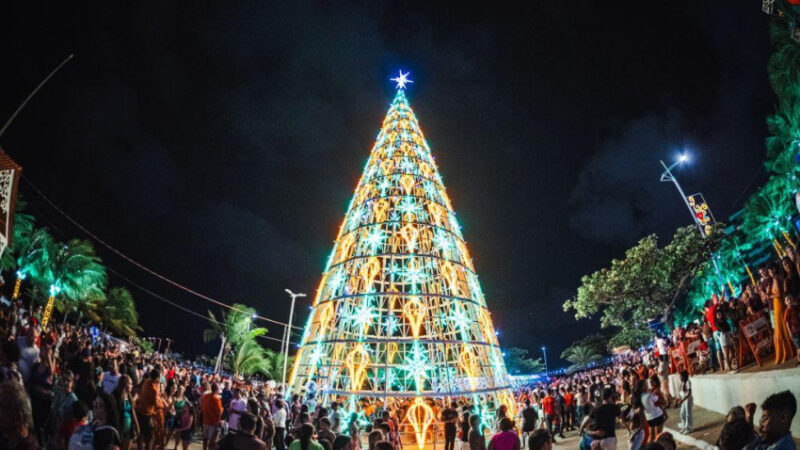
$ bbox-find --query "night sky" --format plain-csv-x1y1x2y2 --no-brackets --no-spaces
0,2,775,365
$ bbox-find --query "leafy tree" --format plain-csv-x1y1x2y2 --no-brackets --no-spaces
561,344,603,372
502,347,545,375
564,225,723,348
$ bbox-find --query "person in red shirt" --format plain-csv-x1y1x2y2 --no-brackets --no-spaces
784,294,800,365
542,389,557,443
563,387,575,431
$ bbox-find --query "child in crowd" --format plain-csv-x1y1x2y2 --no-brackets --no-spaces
677,370,693,434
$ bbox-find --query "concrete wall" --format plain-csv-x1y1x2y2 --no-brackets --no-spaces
691,367,800,436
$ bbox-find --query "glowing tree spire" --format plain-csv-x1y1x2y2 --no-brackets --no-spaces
289,73,515,448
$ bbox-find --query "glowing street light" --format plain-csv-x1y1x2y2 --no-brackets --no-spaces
659,152,726,291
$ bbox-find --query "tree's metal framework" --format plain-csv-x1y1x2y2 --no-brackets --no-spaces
289,87,516,448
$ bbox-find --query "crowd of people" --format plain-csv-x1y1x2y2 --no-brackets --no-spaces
656,252,800,376
0,292,798,450
513,347,797,450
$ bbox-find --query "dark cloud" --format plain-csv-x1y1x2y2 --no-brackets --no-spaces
569,3,772,245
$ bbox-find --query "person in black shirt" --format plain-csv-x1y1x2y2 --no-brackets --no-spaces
587,388,620,449
459,410,471,449
441,402,458,450
520,399,538,448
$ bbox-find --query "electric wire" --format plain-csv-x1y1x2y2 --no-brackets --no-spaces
22,176,303,329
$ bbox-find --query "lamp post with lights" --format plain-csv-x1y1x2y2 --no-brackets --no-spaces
660,153,727,294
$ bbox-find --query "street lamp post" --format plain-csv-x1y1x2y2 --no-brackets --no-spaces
282,289,306,393
541,346,548,376
659,155,705,236
660,154,727,293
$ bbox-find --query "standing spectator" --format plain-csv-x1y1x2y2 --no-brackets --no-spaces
468,414,486,450
135,368,164,450
459,410,471,450
329,402,341,434
784,294,800,365
91,392,122,450
677,370,693,434
274,399,288,450
520,399,538,447
541,389,556,443
487,418,519,450
441,402,458,450
317,417,336,445
201,383,224,450
112,375,139,450
645,375,667,440
175,401,194,450
219,412,268,450
228,388,247,432
771,263,795,365
101,359,121,395
586,388,620,450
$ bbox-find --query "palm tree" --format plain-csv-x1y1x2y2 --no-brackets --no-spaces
231,331,274,377
10,227,54,300
204,303,268,374
37,238,108,318
0,199,35,272
741,178,796,247
264,348,292,380
101,287,141,337
562,344,603,372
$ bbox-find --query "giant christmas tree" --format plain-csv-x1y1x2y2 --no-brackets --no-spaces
289,73,516,448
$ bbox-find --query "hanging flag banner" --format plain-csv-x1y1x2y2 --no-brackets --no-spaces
687,193,716,236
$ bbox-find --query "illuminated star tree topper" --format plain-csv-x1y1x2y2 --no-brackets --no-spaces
391,70,413,90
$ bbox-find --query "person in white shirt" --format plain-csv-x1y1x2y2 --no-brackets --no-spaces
677,370,693,434
101,360,121,394
17,328,40,386
228,389,247,431
273,399,288,450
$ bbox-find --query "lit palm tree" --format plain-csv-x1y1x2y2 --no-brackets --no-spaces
10,227,54,300
37,238,108,317
0,199,35,272
562,344,603,371
741,178,796,245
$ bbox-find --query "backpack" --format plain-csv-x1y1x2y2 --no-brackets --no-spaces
68,424,93,450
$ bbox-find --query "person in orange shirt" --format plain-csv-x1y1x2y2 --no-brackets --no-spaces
135,368,165,450
200,383,224,450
